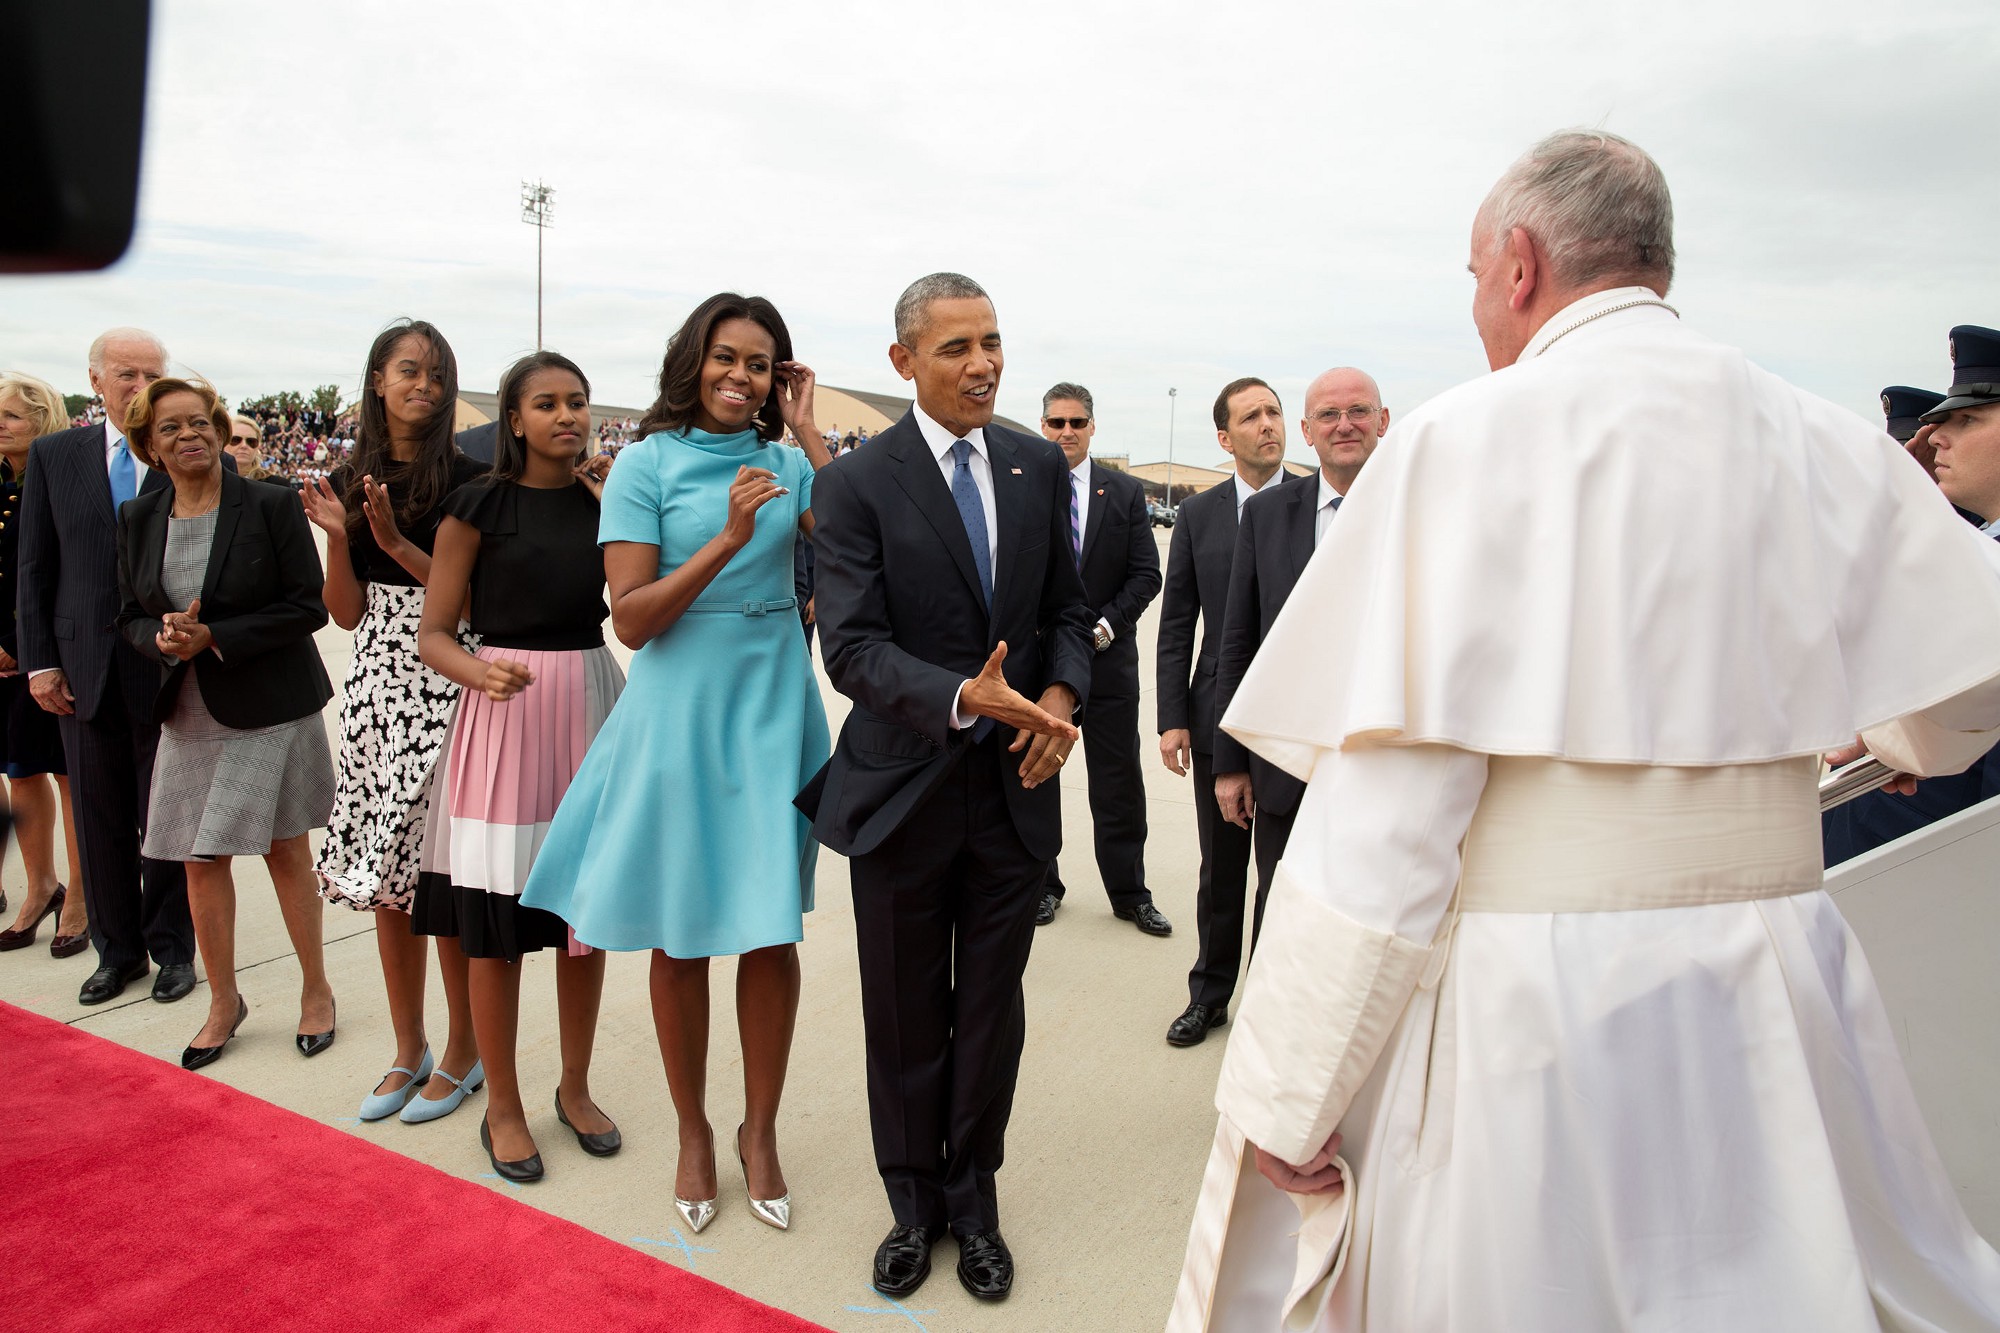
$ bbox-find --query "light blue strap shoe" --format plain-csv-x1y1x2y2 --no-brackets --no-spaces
399,1059,485,1124
358,1046,435,1122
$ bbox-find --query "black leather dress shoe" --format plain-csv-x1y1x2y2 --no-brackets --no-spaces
555,1088,622,1156
481,1117,545,1183
1114,901,1174,937
872,1223,943,1297
182,995,248,1071
954,1230,1014,1301
296,1000,336,1059
79,959,149,1006
1034,893,1060,926
152,962,197,1003
1166,1002,1228,1047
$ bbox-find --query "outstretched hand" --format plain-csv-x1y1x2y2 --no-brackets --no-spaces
959,643,1079,757
1253,1133,1345,1196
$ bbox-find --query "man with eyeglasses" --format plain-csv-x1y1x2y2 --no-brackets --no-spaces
1035,383,1167,935
1211,368,1387,916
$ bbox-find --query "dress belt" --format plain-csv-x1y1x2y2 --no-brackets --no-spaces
684,597,797,617
1455,754,1824,914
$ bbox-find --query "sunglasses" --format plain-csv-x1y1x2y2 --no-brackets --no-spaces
1043,416,1091,430
230,434,258,445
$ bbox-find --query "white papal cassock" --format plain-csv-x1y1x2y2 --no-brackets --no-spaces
1170,288,2000,1332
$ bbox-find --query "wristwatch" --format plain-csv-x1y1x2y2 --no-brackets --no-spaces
1093,624,1113,652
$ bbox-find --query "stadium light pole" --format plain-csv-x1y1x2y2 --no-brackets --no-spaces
1165,387,1177,507
520,180,555,349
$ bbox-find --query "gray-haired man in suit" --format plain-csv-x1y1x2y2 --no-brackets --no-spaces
19,328,198,1005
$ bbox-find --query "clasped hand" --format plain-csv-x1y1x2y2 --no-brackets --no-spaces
155,598,213,662
479,658,535,702
958,643,1079,789
1253,1133,1346,1196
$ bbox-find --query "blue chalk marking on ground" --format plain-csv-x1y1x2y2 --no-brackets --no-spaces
632,1230,717,1270
843,1294,937,1329
478,1171,522,1192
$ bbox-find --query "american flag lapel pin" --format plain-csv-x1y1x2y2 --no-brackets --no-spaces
1010,467,1022,474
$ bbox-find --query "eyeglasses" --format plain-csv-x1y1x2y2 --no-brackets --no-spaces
230,434,258,445
1310,406,1379,425
1043,416,1091,430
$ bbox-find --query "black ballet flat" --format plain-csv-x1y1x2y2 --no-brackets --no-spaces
554,1088,622,1157
296,999,336,1058
481,1116,545,1183
182,995,249,1071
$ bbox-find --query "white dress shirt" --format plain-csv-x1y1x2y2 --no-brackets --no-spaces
1316,472,1342,545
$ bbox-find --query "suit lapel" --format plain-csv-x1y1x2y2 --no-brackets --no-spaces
1288,478,1318,577
67,425,118,531
130,492,172,611
199,470,244,603
883,418,986,611
987,432,1031,633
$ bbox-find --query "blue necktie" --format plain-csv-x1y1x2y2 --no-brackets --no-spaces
951,440,993,609
1070,476,1082,568
951,440,995,742
109,438,137,510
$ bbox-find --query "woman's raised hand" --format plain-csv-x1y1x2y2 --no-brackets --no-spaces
300,476,348,538
359,475,407,556
776,361,818,439
573,452,613,501
721,465,787,550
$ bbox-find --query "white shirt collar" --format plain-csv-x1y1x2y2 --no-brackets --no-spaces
1521,285,1678,362
1317,471,1341,511
1069,456,1090,481
1232,469,1277,512
913,400,987,462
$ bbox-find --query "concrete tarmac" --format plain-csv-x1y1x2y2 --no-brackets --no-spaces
1,527,1236,1333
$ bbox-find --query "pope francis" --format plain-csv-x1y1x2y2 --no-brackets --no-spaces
1170,129,2000,1332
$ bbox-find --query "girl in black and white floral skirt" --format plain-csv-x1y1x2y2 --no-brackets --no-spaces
305,318,488,1126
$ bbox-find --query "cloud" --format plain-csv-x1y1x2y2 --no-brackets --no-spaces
3,0,1994,461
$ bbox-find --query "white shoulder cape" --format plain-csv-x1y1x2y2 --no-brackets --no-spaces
1223,292,2000,774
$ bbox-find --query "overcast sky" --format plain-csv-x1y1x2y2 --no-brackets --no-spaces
6,0,1996,465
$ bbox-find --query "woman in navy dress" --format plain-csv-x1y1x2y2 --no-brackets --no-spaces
523,293,830,1232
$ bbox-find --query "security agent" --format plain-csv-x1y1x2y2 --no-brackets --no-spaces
1034,383,1169,935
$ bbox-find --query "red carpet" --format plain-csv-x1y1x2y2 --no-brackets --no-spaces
0,1001,826,1332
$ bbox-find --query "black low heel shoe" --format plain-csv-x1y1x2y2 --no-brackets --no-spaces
554,1088,622,1157
480,1117,545,1183
182,995,249,1071
296,999,336,1058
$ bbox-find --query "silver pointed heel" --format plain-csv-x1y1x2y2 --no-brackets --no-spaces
736,1124,791,1231
674,1195,717,1234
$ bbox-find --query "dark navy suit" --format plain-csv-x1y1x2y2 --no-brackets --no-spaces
800,410,1094,1236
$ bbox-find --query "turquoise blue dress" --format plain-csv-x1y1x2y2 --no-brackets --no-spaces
519,427,830,957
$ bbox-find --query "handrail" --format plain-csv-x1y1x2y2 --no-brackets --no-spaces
1820,757,1896,812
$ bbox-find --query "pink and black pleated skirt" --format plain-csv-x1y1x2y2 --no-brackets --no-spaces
412,644,625,961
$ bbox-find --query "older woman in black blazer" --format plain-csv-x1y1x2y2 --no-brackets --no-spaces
116,378,339,1071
